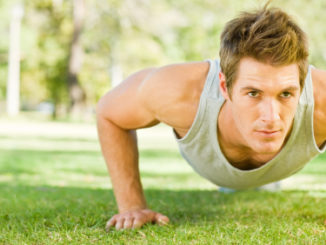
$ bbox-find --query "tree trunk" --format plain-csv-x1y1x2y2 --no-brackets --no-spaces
67,0,86,119
7,4,24,116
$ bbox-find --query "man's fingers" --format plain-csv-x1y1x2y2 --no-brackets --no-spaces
124,218,134,229
154,213,170,226
105,217,117,231
115,218,124,230
133,217,145,229
106,210,169,231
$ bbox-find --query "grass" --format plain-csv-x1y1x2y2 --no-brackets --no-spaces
1,118,326,244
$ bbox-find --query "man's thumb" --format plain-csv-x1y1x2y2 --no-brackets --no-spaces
155,213,170,225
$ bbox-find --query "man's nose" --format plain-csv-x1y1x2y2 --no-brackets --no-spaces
260,99,280,123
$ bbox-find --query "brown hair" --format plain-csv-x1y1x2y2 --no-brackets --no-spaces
219,3,309,94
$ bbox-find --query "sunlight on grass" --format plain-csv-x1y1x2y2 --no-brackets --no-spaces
1,119,326,244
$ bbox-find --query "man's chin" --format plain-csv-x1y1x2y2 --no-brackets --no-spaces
252,141,283,155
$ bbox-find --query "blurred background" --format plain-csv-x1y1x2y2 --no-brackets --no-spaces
2,2,326,242
1,0,326,121
1,2,326,229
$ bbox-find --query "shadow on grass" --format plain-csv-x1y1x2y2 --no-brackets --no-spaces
1,183,325,231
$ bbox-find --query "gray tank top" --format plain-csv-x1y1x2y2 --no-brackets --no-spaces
173,59,326,189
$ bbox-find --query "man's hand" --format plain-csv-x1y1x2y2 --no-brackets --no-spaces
106,209,169,231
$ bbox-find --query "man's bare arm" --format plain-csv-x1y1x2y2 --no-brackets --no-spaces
96,68,169,230
312,68,326,146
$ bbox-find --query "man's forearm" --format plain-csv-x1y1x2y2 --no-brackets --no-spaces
96,115,147,213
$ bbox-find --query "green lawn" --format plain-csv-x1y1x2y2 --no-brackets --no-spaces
1,119,326,244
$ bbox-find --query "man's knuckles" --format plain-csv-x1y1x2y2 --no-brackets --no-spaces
133,218,145,229
123,218,134,229
115,218,125,230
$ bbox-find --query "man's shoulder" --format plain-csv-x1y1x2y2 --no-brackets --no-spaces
139,60,210,108
142,61,210,93
312,68,326,145
312,68,326,109
138,60,210,127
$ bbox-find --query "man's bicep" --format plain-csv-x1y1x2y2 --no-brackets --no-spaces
96,68,160,130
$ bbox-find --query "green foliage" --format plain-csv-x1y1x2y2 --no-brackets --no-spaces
0,0,326,116
21,0,72,110
0,1,12,101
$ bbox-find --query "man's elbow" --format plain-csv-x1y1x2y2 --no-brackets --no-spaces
96,94,112,122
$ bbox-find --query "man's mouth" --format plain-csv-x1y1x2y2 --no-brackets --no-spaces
255,130,281,137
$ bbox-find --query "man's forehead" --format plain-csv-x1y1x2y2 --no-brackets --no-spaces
238,57,299,75
235,57,300,87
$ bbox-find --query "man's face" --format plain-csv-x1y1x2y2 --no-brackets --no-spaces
220,57,301,155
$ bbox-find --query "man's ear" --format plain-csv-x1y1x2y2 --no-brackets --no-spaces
219,72,230,100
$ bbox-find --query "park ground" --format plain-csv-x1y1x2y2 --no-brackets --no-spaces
1,116,326,244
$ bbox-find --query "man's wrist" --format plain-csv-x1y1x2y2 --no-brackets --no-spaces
118,204,148,213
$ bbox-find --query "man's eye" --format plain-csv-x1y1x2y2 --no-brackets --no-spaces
281,92,292,98
248,91,259,97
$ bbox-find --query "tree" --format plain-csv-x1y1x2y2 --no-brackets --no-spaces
67,0,86,118
2,0,324,120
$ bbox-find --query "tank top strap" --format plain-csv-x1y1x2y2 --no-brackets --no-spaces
203,59,221,100
299,64,313,106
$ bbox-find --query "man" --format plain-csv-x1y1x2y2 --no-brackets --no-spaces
96,5,326,230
